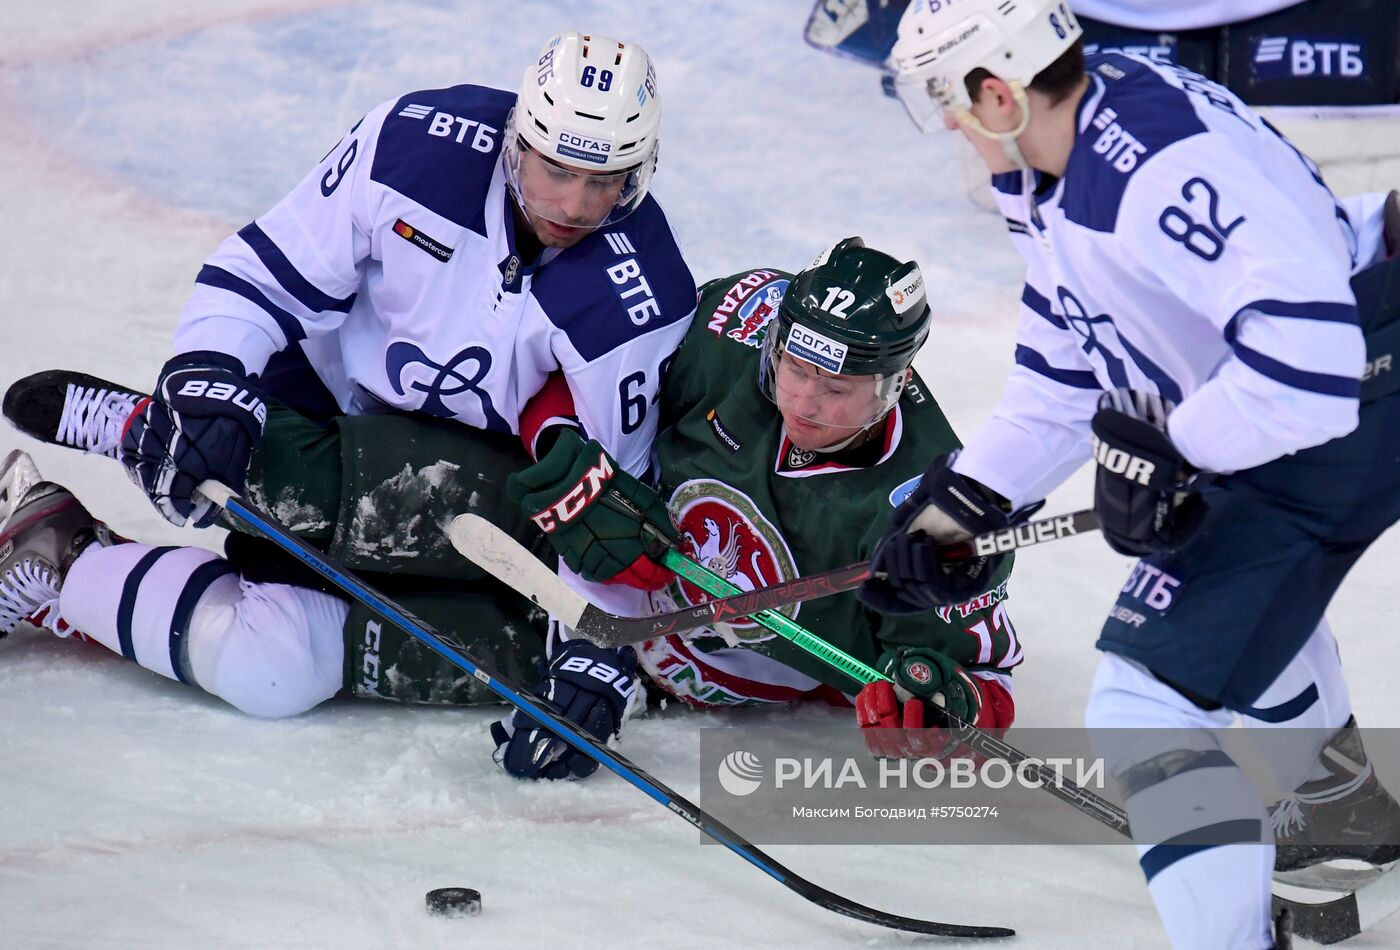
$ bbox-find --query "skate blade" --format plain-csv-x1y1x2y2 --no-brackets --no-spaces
0,451,44,522
1274,858,1400,894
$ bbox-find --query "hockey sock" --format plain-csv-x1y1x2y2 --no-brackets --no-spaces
1088,653,1274,949
59,543,346,717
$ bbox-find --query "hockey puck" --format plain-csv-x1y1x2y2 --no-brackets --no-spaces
425,887,482,918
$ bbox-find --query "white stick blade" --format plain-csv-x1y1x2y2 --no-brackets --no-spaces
447,514,587,628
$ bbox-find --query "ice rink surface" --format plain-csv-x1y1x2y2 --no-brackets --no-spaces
2,2,1398,946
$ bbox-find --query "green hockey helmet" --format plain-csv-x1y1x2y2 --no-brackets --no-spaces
761,237,931,433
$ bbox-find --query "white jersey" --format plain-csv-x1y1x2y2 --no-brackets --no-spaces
954,53,1382,508
172,83,696,479
1070,0,1303,31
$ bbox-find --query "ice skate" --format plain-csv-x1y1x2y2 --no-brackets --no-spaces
1271,717,1400,872
0,450,99,637
3,370,144,460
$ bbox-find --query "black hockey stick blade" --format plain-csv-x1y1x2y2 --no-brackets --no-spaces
449,513,872,647
1272,861,1400,944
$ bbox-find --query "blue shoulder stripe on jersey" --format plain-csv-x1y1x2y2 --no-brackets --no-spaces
238,223,357,315
1015,345,1099,389
168,560,235,686
530,195,696,362
116,547,176,663
1061,56,1208,234
1231,299,1359,326
1021,285,1067,329
196,265,308,345
370,85,515,235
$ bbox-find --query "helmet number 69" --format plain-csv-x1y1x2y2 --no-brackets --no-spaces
580,66,614,91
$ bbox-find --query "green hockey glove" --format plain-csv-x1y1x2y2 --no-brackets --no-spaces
507,429,679,589
873,649,985,721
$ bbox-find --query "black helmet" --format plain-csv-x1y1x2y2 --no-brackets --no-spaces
760,238,930,431
773,236,930,377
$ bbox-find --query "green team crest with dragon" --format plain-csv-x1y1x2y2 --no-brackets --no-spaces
667,478,800,642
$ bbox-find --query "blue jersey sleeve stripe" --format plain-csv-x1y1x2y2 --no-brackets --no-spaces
1229,340,1360,398
237,223,357,315
1230,299,1359,326
1021,285,1067,329
1015,345,1100,390
196,265,308,345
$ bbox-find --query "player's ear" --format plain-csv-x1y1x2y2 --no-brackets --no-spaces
982,76,1016,113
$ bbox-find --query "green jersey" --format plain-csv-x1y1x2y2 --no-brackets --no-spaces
639,268,1022,709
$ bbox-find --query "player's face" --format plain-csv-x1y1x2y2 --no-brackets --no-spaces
773,353,889,450
516,147,630,248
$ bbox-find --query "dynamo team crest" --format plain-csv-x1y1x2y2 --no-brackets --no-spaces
668,479,799,641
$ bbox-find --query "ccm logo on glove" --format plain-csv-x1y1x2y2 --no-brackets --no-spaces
1091,436,1156,486
529,451,613,533
173,379,268,425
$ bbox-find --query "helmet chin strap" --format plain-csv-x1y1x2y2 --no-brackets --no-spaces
953,81,1032,170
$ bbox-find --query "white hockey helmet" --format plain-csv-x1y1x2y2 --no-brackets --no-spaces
890,0,1082,133
504,31,661,229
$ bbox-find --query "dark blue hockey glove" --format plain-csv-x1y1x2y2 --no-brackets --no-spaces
1091,389,1208,558
120,351,267,528
859,453,1030,614
491,640,638,781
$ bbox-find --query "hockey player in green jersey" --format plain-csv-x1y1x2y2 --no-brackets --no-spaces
635,237,1025,738
497,237,1024,765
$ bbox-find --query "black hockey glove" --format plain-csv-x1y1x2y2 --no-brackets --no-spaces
491,640,638,781
1091,389,1208,558
858,454,1030,615
508,429,679,590
120,352,267,528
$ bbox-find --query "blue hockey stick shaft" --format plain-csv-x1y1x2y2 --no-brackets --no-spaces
195,480,1012,940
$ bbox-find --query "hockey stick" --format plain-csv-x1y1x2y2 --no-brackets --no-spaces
452,517,871,649
633,522,1400,943
451,512,1130,838
446,505,1100,650
659,543,1131,836
189,479,1011,940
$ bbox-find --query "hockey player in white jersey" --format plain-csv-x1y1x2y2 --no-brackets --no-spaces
857,1,1400,946
0,31,696,780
